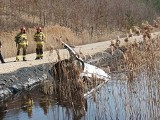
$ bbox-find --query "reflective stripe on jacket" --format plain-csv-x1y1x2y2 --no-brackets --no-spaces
34,32,45,42
19,41,28,45
15,33,27,44
36,41,44,45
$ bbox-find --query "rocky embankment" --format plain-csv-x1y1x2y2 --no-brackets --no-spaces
0,32,159,101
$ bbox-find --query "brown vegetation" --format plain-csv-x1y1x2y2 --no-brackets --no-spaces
0,0,159,58
108,22,160,81
0,0,156,32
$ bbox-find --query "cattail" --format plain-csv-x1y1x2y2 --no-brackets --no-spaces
132,40,138,48
143,30,151,40
124,34,129,42
142,21,153,32
156,17,160,24
143,33,147,40
46,46,53,51
79,50,85,59
146,31,151,39
129,29,133,37
153,20,158,28
110,40,115,46
115,36,120,48
133,26,141,35
142,21,149,30
110,40,115,55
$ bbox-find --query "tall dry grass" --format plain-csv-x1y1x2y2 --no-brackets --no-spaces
0,0,159,59
108,33,160,81
1,24,124,59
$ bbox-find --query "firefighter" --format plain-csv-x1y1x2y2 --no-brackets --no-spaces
0,41,5,63
15,27,28,61
34,27,45,60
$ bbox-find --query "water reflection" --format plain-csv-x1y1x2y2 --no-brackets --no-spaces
1,73,160,119
0,84,87,120
21,94,34,118
39,95,52,115
0,102,7,120
42,57,88,120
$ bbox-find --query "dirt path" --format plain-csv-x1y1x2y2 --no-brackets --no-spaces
1,32,160,74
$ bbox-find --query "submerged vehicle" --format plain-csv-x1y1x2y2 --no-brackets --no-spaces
61,41,110,81
49,41,111,99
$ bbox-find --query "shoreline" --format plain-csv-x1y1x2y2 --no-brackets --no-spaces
0,32,159,101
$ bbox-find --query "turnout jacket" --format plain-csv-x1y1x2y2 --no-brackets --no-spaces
15,33,28,45
34,32,45,43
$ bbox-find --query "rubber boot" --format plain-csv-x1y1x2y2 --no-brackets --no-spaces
23,48,27,61
15,48,20,62
0,52,5,63
23,57,27,61
15,56,19,62
35,48,40,60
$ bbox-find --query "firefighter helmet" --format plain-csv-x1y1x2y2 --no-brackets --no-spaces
20,27,26,33
36,27,42,32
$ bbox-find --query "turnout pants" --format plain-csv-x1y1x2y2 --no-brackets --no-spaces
36,42,44,59
16,44,27,60
0,51,5,63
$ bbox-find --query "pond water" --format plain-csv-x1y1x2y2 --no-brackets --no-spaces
0,71,160,120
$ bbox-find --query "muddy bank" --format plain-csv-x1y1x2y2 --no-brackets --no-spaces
0,49,122,101
0,31,159,101
0,52,110,102
0,63,53,101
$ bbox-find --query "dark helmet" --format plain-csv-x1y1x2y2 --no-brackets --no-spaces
20,27,26,33
36,27,42,32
